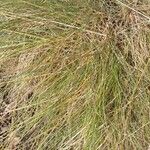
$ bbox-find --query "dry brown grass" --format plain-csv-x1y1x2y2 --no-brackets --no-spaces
0,0,150,149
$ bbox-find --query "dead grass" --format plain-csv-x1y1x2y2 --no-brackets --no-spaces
0,0,150,149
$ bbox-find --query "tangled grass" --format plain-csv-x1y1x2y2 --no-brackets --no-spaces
0,0,150,149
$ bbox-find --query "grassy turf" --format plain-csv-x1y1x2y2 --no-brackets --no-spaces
0,0,150,149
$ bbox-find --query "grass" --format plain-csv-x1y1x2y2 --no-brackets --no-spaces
0,0,150,149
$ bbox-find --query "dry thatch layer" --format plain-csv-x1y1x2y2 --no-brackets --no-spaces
0,0,150,149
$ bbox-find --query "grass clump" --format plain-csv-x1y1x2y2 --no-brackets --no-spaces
0,0,150,149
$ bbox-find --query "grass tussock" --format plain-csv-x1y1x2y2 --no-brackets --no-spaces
0,0,150,149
